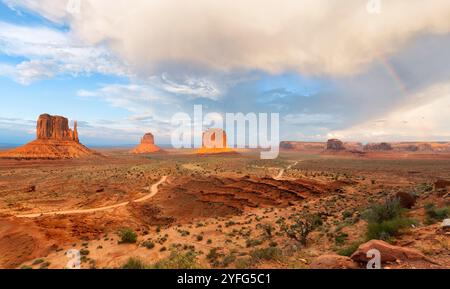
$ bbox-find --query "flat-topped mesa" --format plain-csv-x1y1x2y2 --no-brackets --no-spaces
37,114,79,142
326,139,345,151
197,128,236,155
202,128,227,149
364,142,393,151
131,132,161,154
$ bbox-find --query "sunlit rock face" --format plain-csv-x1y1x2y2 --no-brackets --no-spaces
131,133,161,154
0,114,96,159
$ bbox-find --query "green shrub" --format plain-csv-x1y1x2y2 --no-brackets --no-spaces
118,228,137,244
334,232,349,245
246,238,263,248
250,247,282,262
425,203,449,224
337,241,364,257
366,217,416,241
363,198,403,224
143,240,155,249
363,198,415,241
122,258,147,269
151,250,199,269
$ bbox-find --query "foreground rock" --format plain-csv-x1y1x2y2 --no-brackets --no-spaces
0,114,97,159
131,133,161,154
350,240,428,263
441,219,450,231
311,255,359,269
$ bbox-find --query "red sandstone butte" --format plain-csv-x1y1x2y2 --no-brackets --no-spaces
0,114,96,159
131,133,161,154
197,128,236,155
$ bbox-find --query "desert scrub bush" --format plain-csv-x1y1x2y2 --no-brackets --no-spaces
250,247,282,262
260,224,275,239
142,240,155,250
122,258,148,269
246,238,263,248
118,228,138,244
425,203,449,224
334,232,349,245
282,214,322,246
363,198,416,241
337,241,364,257
151,250,200,269
366,218,416,241
363,198,403,224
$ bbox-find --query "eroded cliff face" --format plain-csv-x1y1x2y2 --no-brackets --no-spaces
131,133,161,154
0,114,96,159
37,114,79,142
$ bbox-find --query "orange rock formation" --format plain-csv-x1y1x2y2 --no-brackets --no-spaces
0,114,96,159
131,133,161,154
197,128,234,155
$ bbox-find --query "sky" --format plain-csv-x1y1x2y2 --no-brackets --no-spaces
0,0,449,146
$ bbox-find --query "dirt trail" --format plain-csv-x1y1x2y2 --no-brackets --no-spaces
274,161,298,180
15,176,168,218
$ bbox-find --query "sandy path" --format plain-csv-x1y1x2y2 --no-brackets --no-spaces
274,161,299,180
15,176,168,218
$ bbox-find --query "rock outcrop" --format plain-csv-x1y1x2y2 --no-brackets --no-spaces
197,129,235,155
310,254,359,269
395,192,417,209
364,142,393,151
326,139,345,151
280,141,325,151
0,114,96,159
350,240,429,264
131,133,161,154
36,114,79,142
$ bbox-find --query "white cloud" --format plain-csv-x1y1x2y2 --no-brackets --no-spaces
0,21,129,84
150,73,222,100
329,81,450,141
6,0,450,76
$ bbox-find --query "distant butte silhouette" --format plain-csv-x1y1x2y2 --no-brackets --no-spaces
0,114,96,159
131,133,161,154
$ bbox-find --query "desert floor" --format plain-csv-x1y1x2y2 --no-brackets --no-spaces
0,149,449,269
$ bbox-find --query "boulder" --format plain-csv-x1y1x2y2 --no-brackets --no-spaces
351,240,427,263
434,179,450,190
441,219,450,231
326,139,345,151
310,254,359,269
395,192,416,209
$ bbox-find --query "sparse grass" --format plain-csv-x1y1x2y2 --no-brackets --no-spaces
118,228,137,244
151,250,200,269
246,238,263,248
250,247,282,262
337,241,364,257
122,258,147,269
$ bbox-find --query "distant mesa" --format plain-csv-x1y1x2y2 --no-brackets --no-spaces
0,114,97,159
197,128,236,155
131,133,161,154
326,139,345,151
364,142,393,151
